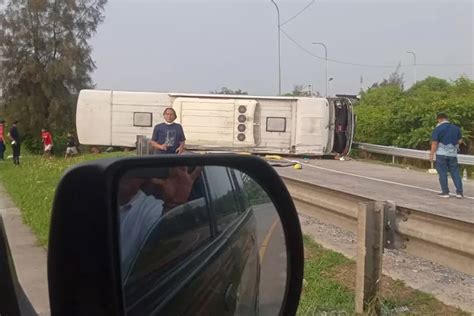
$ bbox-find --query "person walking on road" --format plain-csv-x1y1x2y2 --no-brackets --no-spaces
8,120,21,165
0,119,5,161
150,108,186,154
429,113,463,199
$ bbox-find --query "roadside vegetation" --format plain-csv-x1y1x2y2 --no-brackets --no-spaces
0,152,130,246
354,75,474,177
355,76,474,152
297,235,469,315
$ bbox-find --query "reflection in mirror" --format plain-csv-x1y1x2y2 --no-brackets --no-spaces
117,165,287,316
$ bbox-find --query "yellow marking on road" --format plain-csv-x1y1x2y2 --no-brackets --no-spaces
259,219,279,262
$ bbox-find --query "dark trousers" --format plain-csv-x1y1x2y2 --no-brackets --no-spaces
0,140,4,160
435,155,463,194
12,143,20,165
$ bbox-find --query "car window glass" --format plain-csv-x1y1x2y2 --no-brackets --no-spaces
118,167,212,314
239,172,272,207
233,170,251,210
205,166,241,232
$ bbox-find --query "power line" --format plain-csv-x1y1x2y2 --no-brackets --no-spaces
281,28,396,68
417,63,473,67
280,28,473,68
280,0,316,27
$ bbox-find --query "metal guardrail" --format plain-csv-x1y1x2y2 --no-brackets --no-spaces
354,142,474,165
282,177,474,276
136,135,157,156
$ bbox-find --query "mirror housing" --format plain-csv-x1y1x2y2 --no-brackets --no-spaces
48,155,304,315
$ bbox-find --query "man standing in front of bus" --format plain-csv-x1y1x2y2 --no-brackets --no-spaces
150,108,186,154
429,113,463,199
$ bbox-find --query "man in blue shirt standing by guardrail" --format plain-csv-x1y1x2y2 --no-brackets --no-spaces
430,113,463,199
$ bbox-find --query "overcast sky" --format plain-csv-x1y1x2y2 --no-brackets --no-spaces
90,0,473,96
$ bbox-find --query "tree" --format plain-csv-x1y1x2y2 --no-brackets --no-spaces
0,0,107,148
210,87,248,95
283,84,319,97
369,62,404,90
356,76,473,152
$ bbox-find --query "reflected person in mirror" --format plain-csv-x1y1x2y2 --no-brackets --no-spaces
118,167,202,282
118,174,164,282
150,108,186,154
148,166,202,211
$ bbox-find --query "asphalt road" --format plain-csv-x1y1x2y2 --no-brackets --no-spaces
252,202,287,316
277,159,473,223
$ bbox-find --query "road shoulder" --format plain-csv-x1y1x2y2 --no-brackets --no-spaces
0,183,50,316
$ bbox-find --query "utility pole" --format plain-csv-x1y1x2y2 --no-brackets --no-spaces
406,51,417,84
312,42,328,97
271,0,282,95
328,77,334,97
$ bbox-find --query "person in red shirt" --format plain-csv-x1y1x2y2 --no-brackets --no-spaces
41,128,54,158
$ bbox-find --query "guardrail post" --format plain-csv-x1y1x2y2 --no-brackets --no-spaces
355,201,385,315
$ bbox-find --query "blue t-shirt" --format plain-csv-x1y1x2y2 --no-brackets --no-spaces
431,122,462,157
151,123,186,154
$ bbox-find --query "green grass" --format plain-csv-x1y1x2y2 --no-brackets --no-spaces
0,152,132,246
298,235,354,315
298,235,469,316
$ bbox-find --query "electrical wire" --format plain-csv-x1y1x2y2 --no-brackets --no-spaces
280,28,473,68
280,0,316,27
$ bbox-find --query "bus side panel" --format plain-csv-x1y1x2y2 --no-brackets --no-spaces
173,97,256,148
254,100,292,154
111,91,172,147
76,90,112,146
294,98,331,155
174,97,235,146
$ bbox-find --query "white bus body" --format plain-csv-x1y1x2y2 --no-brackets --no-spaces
76,89,354,156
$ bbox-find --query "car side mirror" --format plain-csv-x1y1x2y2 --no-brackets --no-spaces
48,155,304,315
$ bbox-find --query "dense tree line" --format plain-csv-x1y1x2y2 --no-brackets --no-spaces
355,76,474,154
0,0,107,152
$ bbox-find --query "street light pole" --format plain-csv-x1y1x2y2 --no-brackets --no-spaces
328,77,334,97
271,0,281,95
312,42,328,97
406,51,417,84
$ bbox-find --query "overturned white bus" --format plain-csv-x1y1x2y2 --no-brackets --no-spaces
76,89,354,156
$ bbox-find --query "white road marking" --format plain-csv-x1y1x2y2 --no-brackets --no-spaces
285,159,474,201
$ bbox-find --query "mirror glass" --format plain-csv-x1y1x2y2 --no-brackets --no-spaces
117,165,287,316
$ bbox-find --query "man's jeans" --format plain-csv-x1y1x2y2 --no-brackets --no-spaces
436,155,463,194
